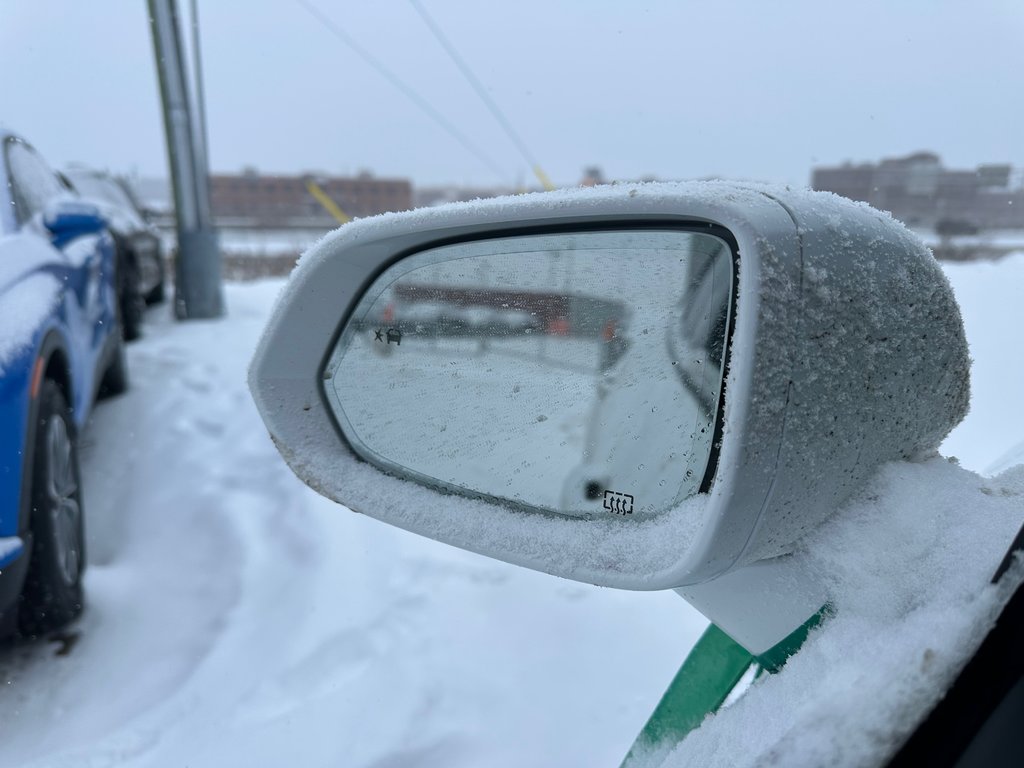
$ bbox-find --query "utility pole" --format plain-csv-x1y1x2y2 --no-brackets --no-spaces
149,0,223,319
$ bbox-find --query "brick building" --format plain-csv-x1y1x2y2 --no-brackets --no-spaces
811,153,1024,231
210,169,412,228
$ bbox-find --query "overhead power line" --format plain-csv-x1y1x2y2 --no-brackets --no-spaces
407,0,554,190
295,0,508,182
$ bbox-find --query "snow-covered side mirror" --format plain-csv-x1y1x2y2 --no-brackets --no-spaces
43,197,107,246
249,183,969,656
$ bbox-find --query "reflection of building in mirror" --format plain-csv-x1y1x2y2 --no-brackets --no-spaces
324,230,734,521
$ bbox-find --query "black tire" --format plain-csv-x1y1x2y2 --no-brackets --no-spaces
99,328,129,398
119,254,145,342
18,381,86,636
100,245,132,398
145,278,166,306
145,250,167,306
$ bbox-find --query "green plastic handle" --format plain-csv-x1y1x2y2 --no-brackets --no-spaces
622,607,829,766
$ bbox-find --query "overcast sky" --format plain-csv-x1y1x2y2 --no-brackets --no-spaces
2,1,1022,188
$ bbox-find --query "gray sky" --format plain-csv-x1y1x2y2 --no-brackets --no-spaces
2,1,1022,188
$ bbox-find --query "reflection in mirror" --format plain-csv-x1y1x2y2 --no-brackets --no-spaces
323,229,734,520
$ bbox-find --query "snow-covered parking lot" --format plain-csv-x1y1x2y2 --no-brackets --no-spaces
0,282,702,767
0,253,1021,767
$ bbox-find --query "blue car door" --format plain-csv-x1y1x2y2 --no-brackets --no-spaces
4,138,115,418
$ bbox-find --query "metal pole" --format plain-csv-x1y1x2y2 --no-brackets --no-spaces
189,0,213,228
149,0,223,319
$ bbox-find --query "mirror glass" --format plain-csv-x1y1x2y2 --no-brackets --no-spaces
323,229,733,520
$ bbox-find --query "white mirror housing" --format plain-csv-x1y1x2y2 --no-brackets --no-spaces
249,182,969,594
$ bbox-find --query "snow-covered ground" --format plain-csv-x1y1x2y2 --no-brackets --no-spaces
0,282,701,767
0,252,1021,767
938,253,1024,474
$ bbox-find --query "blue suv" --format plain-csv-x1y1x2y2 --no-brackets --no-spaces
0,131,127,637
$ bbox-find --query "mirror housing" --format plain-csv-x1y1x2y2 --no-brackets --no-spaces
250,182,969,598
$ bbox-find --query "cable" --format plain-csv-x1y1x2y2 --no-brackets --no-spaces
295,0,508,182
408,0,554,190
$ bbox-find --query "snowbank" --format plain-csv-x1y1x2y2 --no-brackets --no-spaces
939,251,1024,474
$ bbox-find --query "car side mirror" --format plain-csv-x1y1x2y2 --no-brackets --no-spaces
43,198,108,246
249,182,969,656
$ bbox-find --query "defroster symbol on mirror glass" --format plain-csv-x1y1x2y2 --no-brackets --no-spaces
603,490,635,515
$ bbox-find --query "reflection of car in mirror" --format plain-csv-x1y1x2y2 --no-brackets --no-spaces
559,228,734,518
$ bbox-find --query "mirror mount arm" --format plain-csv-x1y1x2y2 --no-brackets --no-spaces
623,557,830,765
675,553,830,659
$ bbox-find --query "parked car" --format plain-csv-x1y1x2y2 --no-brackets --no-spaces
0,131,128,638
64,167,166,341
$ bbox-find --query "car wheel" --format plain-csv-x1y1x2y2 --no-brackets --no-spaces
99,323,130,398
145,273,166,305
18,380,86,636
120,254,145,342
100,250,132,398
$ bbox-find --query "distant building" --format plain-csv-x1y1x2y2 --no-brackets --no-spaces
210,169,412,228
580,166,606,187
811,153,1024,231
413,184,517,208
